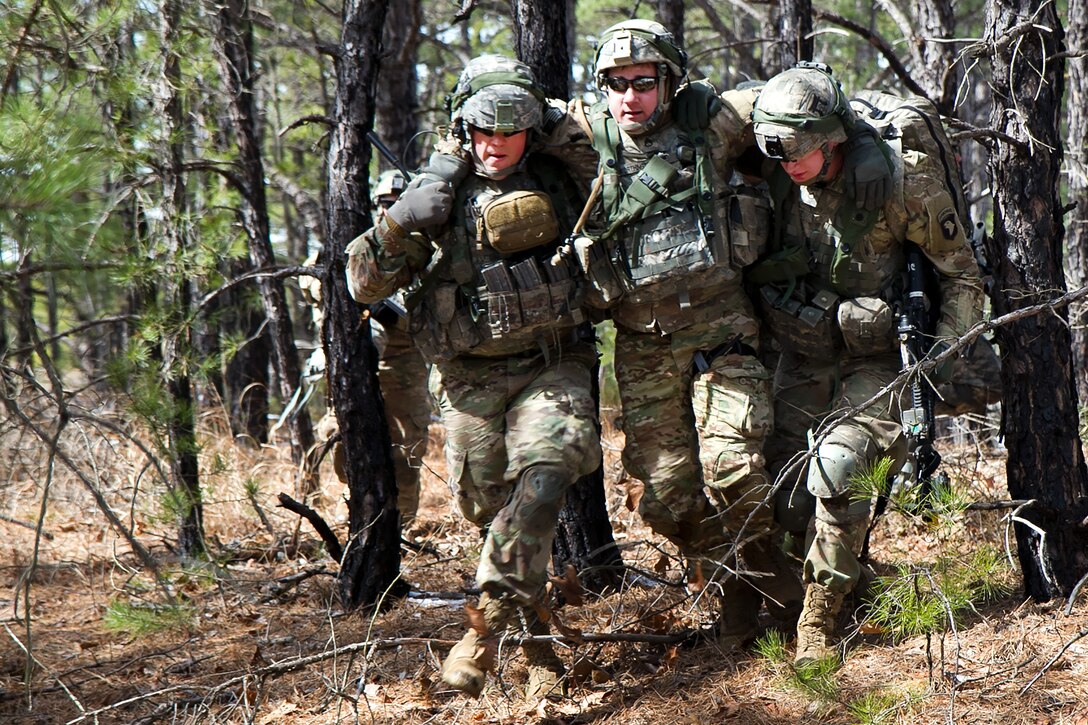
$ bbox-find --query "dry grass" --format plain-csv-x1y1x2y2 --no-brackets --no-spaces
1,395,1087,725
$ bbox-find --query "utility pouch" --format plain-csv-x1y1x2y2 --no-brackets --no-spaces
759,285,843,362
837,296,895,357
726,185,771,269
573,235,628,305
518,285,552,326
478,190,559,253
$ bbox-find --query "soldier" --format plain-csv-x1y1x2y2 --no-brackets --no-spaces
567,20,893,650
299,169,433,529
748,64,983,663
345,55,599,700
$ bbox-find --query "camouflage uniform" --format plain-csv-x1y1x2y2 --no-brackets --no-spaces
568,20,801,645
751,65,983,662
346,55,599,699
299,169,432,526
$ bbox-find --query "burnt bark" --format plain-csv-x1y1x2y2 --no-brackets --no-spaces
1066,0,1088,403
769,0,812,73
156,0,204,559
211,0,318,494
375,0,423,171
511,8,624,593
325,0,402,609
986,0,1088,600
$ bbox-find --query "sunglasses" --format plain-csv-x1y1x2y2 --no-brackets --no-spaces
469,126,527,138
603,76,659,93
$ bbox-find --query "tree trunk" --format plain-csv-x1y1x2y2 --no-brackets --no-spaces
156,0,204,559
986,0,1088,600
222,261,270,445
1066,0,1088,404
375,0,422,171
769,0,812,73
910,0,958,114
656,0,684,50
211,0,318,494
511,0,624,593
325,0,402,609
510,0,573,99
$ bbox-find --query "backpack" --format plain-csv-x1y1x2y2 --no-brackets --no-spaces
849,90,973,233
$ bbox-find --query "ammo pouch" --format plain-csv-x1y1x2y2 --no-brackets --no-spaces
725,185,771,269
478,190,559,253
408,282,482,363
837,296,896,357
759,285,843,362
572,235,628,305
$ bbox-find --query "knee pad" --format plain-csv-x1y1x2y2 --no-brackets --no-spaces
507,465,567,538
806,430,878,499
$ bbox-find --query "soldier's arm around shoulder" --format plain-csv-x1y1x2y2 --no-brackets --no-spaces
345,224,425,304
533,98,600,190
901,158,983,340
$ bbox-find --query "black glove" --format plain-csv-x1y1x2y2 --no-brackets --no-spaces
385,179,453,235
842,121,893,212
672,80,722,130
929,341,956,385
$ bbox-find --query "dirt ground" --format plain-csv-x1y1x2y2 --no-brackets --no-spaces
1,410,1087,724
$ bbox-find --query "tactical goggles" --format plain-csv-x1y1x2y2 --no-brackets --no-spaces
469,125,529,138
603,75,659,93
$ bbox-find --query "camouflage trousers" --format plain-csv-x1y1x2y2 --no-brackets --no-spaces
767,352,907,594
430,343,600,603
613,314,775,563
325,327,432,525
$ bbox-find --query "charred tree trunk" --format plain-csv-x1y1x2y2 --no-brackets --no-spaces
655,0,684,50
769,0,812,73
325,0,402,609
211,0,318,494
1066,0,1088,404
986,0,1088,600
375,0,422,171
156,0,204,559
222,262,270,445
910,0,958,114
511,0,624,593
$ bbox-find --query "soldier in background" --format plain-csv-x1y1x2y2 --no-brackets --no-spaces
300,168,433,529
748,64,983,663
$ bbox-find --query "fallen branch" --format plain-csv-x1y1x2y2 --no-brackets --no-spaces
276,493,342,561
0,513,53,539
1019,625,1088,694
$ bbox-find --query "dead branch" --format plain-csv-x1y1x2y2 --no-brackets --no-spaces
1019,625,1088,694
277,114,334,137
194,265,318,315
276,493,343,561
0,513,53,539
258,566,334,603
1064,570,1088,616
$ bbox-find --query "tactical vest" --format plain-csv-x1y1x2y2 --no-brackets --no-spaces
585,101,768,306
407,156,586,363
753,162,908,361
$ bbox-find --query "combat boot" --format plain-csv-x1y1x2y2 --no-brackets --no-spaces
794,582,845,665
742,536,804,627
716,577,762,652
440,593,518,696
520,609,566,700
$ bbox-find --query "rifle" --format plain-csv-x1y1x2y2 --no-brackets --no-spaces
897,243,944,515
367,131,413,181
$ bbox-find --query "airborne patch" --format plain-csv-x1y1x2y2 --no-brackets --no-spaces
938,208,959,241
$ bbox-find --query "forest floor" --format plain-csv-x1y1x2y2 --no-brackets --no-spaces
1,408,1087,725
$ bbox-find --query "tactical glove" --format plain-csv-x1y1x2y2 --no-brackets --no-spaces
842,120,893,212
416,151,472,187
929,341,956,385
672,80,722,131
381,178,453,252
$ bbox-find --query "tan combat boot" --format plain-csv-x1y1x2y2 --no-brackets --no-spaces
520,609,566,700
440,593,518,696
794,582,845,665
717,577,762,652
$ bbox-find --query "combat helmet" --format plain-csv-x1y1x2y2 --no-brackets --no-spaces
372,169,407,205
752,62,853,163
448,55,545,135
594,19,687,132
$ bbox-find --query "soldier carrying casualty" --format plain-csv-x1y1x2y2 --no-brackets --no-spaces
346,55,600,701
